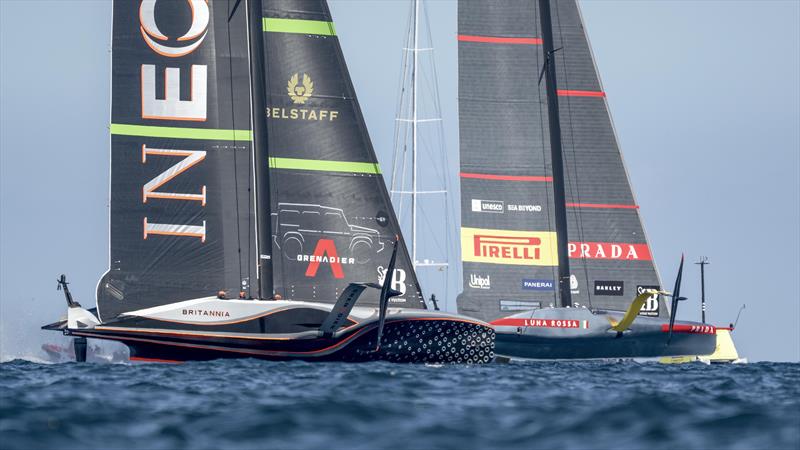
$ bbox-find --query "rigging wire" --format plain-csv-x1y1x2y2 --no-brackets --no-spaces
389,0,452,308
554,3,593,310
392,3,415,222
423,0,456,307
227,0,245,288
262,1,284,298
534,1,559,311
390,4,415,202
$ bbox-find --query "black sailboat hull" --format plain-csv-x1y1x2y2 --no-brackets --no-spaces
491,307,717,360
58,316,494,364
495,330,716,360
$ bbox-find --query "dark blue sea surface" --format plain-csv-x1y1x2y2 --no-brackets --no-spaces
1,358,798,450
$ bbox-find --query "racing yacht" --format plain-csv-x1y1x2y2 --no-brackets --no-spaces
455,0,715,359
42,0,494,363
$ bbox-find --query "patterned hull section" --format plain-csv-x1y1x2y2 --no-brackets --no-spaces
69,319,495,364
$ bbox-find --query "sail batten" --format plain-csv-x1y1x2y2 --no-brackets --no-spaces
263,17,336,36
269,157,381,174
110,124,252,141
457,34,542,45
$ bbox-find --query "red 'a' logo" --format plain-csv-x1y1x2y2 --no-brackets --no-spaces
304,239,345,279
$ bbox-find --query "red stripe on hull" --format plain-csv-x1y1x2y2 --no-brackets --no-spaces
557,90,606,97
491,318,587,329
129,356,182,364
460,172,552,182
457,34,542,45
661,324,716,334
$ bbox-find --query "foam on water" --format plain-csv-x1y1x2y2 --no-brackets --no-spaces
1,359,798,450
0,355,54,365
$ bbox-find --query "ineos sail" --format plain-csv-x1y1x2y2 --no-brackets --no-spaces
456,0,664,322
42,0,494,364
97,0,257,321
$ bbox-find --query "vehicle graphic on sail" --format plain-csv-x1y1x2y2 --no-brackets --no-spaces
41,0,494,364
272,203,385,264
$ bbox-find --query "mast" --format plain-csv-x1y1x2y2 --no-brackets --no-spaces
456,0,663,321
696,256,709,323
411,0,419,267
538,0,572,308
390,0,450,306
245,0,273,299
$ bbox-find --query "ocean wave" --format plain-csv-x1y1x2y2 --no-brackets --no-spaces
0,359,797,450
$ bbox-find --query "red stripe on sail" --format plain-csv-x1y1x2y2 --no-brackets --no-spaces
460,172,552,182
567,203,639,209
457,34,542,45
557,90,606,97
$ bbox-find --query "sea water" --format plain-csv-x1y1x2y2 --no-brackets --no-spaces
1,358,798,449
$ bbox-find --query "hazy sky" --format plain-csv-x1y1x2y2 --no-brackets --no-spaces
1,0,798,362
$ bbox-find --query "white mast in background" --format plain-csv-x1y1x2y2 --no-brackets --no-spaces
390,0,453,309
411,0,419,266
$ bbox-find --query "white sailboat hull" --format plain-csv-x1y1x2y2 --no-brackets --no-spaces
44,297,495,363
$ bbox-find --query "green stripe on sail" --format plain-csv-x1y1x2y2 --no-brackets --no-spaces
262,18,336,36
269,157,381,174
111,124,252,141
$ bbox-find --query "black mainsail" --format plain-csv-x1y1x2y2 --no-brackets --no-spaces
456,0,665,323
261,1,424,308
44,0,493,363
98,0,257,321
97,0,424,320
